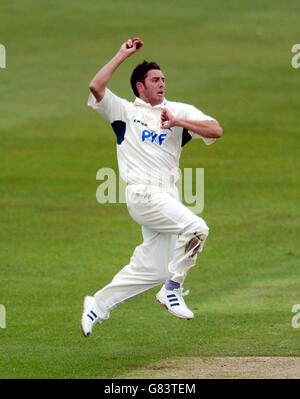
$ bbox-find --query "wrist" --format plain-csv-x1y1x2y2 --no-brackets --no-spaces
114,50,128,64
174,117,183,128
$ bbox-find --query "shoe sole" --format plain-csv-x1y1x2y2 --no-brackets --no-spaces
155,295,194,320
80,296,92,338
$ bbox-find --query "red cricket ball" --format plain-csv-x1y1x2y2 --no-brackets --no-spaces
132,38,142,49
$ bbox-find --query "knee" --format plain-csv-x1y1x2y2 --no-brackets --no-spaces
184,218,209,239
184,219,209,256
195,219,209,237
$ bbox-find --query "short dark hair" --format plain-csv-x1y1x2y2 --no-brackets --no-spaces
130,60,161,97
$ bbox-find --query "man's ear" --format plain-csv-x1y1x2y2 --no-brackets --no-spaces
136,81,143,95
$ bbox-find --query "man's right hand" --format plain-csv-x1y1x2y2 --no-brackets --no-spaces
89,38,143,102
119,38,144,58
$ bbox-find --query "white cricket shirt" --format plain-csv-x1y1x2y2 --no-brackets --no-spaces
88,88,216,185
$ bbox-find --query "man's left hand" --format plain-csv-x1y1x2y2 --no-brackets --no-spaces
161,108,178,129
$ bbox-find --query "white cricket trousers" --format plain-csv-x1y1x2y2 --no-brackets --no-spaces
94,184,209,319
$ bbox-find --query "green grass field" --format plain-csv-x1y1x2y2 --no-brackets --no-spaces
0,0,299,379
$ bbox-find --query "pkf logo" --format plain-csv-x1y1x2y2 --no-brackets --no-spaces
142,129,167,146
0,44,6,68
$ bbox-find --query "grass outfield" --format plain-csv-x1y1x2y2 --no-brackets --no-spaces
0,0,299,379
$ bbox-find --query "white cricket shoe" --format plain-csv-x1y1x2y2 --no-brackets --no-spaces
80,296,107,337
155,285,194,320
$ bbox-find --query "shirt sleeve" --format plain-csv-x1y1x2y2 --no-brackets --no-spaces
87,88,128,124
181,104,217,146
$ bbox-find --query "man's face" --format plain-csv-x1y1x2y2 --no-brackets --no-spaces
138,69,166,106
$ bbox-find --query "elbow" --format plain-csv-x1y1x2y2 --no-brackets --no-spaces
214,126,223,138
207,127,222,139
89,81,97,95
89,82,104,103
211,121,223,138
206,121,223,138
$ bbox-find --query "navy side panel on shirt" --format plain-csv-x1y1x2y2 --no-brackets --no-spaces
111,120,126,145
181,128,192,147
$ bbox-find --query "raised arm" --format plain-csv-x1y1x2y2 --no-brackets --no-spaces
89,38,144,102
161,108,223,139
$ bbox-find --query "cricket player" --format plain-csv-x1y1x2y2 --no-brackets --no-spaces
81,38,223,337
